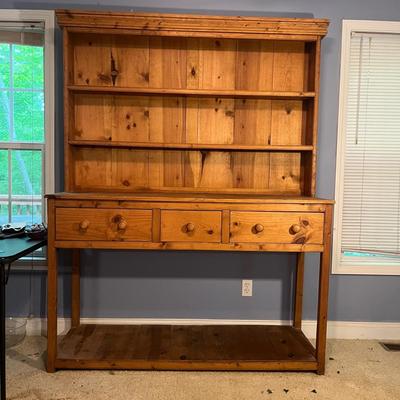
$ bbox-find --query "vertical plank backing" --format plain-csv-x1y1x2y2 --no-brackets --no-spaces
183,38,237,189
114,149,149,189
74,148,113,190
113,96,150,142
199,38,236,90
112,35,150,87
269,94,304,193
231,41,274,191
235,40,273,91
196,98,234,144
72,33,112,86
149,37,187,89
272,41,305,91
73,94,113,141
149,38,187,187
269,41,305,195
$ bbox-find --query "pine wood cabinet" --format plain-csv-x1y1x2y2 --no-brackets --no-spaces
47,10,333,374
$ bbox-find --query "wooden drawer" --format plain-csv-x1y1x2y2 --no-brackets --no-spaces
230,212,324,244
160,210,221,243
56,208,152,241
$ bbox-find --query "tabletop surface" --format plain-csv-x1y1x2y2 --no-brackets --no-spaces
0,236,47,263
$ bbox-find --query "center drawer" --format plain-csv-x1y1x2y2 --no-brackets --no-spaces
230,211,324,244
160,210,222,242
56,208,152,241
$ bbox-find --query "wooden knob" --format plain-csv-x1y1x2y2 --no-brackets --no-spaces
253,224,264,233
184,222,195,233
290,224,301,234
79,220,90,230
118,219,127,230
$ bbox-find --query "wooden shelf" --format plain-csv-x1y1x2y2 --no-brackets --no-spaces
69,140,314,152
67,85,316,99
56,324,317,371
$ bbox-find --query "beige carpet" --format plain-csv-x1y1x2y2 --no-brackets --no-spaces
5,336,400,400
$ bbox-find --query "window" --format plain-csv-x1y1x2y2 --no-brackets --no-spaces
333,20,400,275
0,10,54,231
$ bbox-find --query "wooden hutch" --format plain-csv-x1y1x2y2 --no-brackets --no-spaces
47,10,332,374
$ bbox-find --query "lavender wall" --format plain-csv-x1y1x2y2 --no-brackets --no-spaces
5,0,400,322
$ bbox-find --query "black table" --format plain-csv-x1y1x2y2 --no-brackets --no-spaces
0,236,46,400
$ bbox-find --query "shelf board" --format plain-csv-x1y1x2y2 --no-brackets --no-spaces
67,85,316,99
56,324,317,371
69,140,314,152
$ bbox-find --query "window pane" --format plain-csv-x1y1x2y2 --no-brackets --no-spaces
0,150,8,224
13,90,44,142
11,150,42,224
11,202,42,224
0,90,10,141
12,45,44,90
0,43,10,89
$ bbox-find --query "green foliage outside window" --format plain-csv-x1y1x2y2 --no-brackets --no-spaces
0,43,44,223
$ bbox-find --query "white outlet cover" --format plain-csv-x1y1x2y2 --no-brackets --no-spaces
242,279,253,297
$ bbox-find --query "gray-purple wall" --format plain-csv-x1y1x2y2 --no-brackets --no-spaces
5,0,400,322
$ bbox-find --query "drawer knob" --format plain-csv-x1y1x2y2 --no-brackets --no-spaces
253,224,264,233
183,222,195,233
79,219,90,231
118,219,127,231
290,224,301,234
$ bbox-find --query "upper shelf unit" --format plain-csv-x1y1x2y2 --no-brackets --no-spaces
57,10,328,196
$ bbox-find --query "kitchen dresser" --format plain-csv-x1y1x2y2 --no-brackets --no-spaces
47,10,333,374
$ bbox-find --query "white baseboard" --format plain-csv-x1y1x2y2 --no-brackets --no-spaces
23,317,400,340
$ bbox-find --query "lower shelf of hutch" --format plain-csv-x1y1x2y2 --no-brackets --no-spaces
56,324,317,371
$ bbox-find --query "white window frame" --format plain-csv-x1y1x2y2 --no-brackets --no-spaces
333,19,400,275
0,9,55,221
0,10,54,268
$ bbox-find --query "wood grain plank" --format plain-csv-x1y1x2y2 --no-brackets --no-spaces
272,41,305,92
112,35,149,87
160,210,222,243
72,33,112,86
56,208,152,241
73,148,113,190
57,324,317,369
230,211,324,244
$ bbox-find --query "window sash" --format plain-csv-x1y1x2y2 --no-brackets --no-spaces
0,10,54,265
333,20,400,275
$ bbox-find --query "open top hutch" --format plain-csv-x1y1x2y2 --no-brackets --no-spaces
47,10,333,374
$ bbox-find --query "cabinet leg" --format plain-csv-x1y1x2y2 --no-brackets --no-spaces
293,253,304,329
47,245,57,373
71,249,80,328
316,206,333,375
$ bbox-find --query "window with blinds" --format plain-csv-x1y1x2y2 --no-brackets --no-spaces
333,20,400,275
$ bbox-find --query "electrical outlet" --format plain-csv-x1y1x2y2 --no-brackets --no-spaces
242,279,253,297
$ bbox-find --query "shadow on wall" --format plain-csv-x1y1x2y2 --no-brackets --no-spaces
13,2,314,18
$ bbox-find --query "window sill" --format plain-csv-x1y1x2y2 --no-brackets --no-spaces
332,264,400,276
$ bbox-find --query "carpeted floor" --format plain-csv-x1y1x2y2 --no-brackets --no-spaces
5,337,400,400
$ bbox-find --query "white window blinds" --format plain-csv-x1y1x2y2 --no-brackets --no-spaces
340,31,400,265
